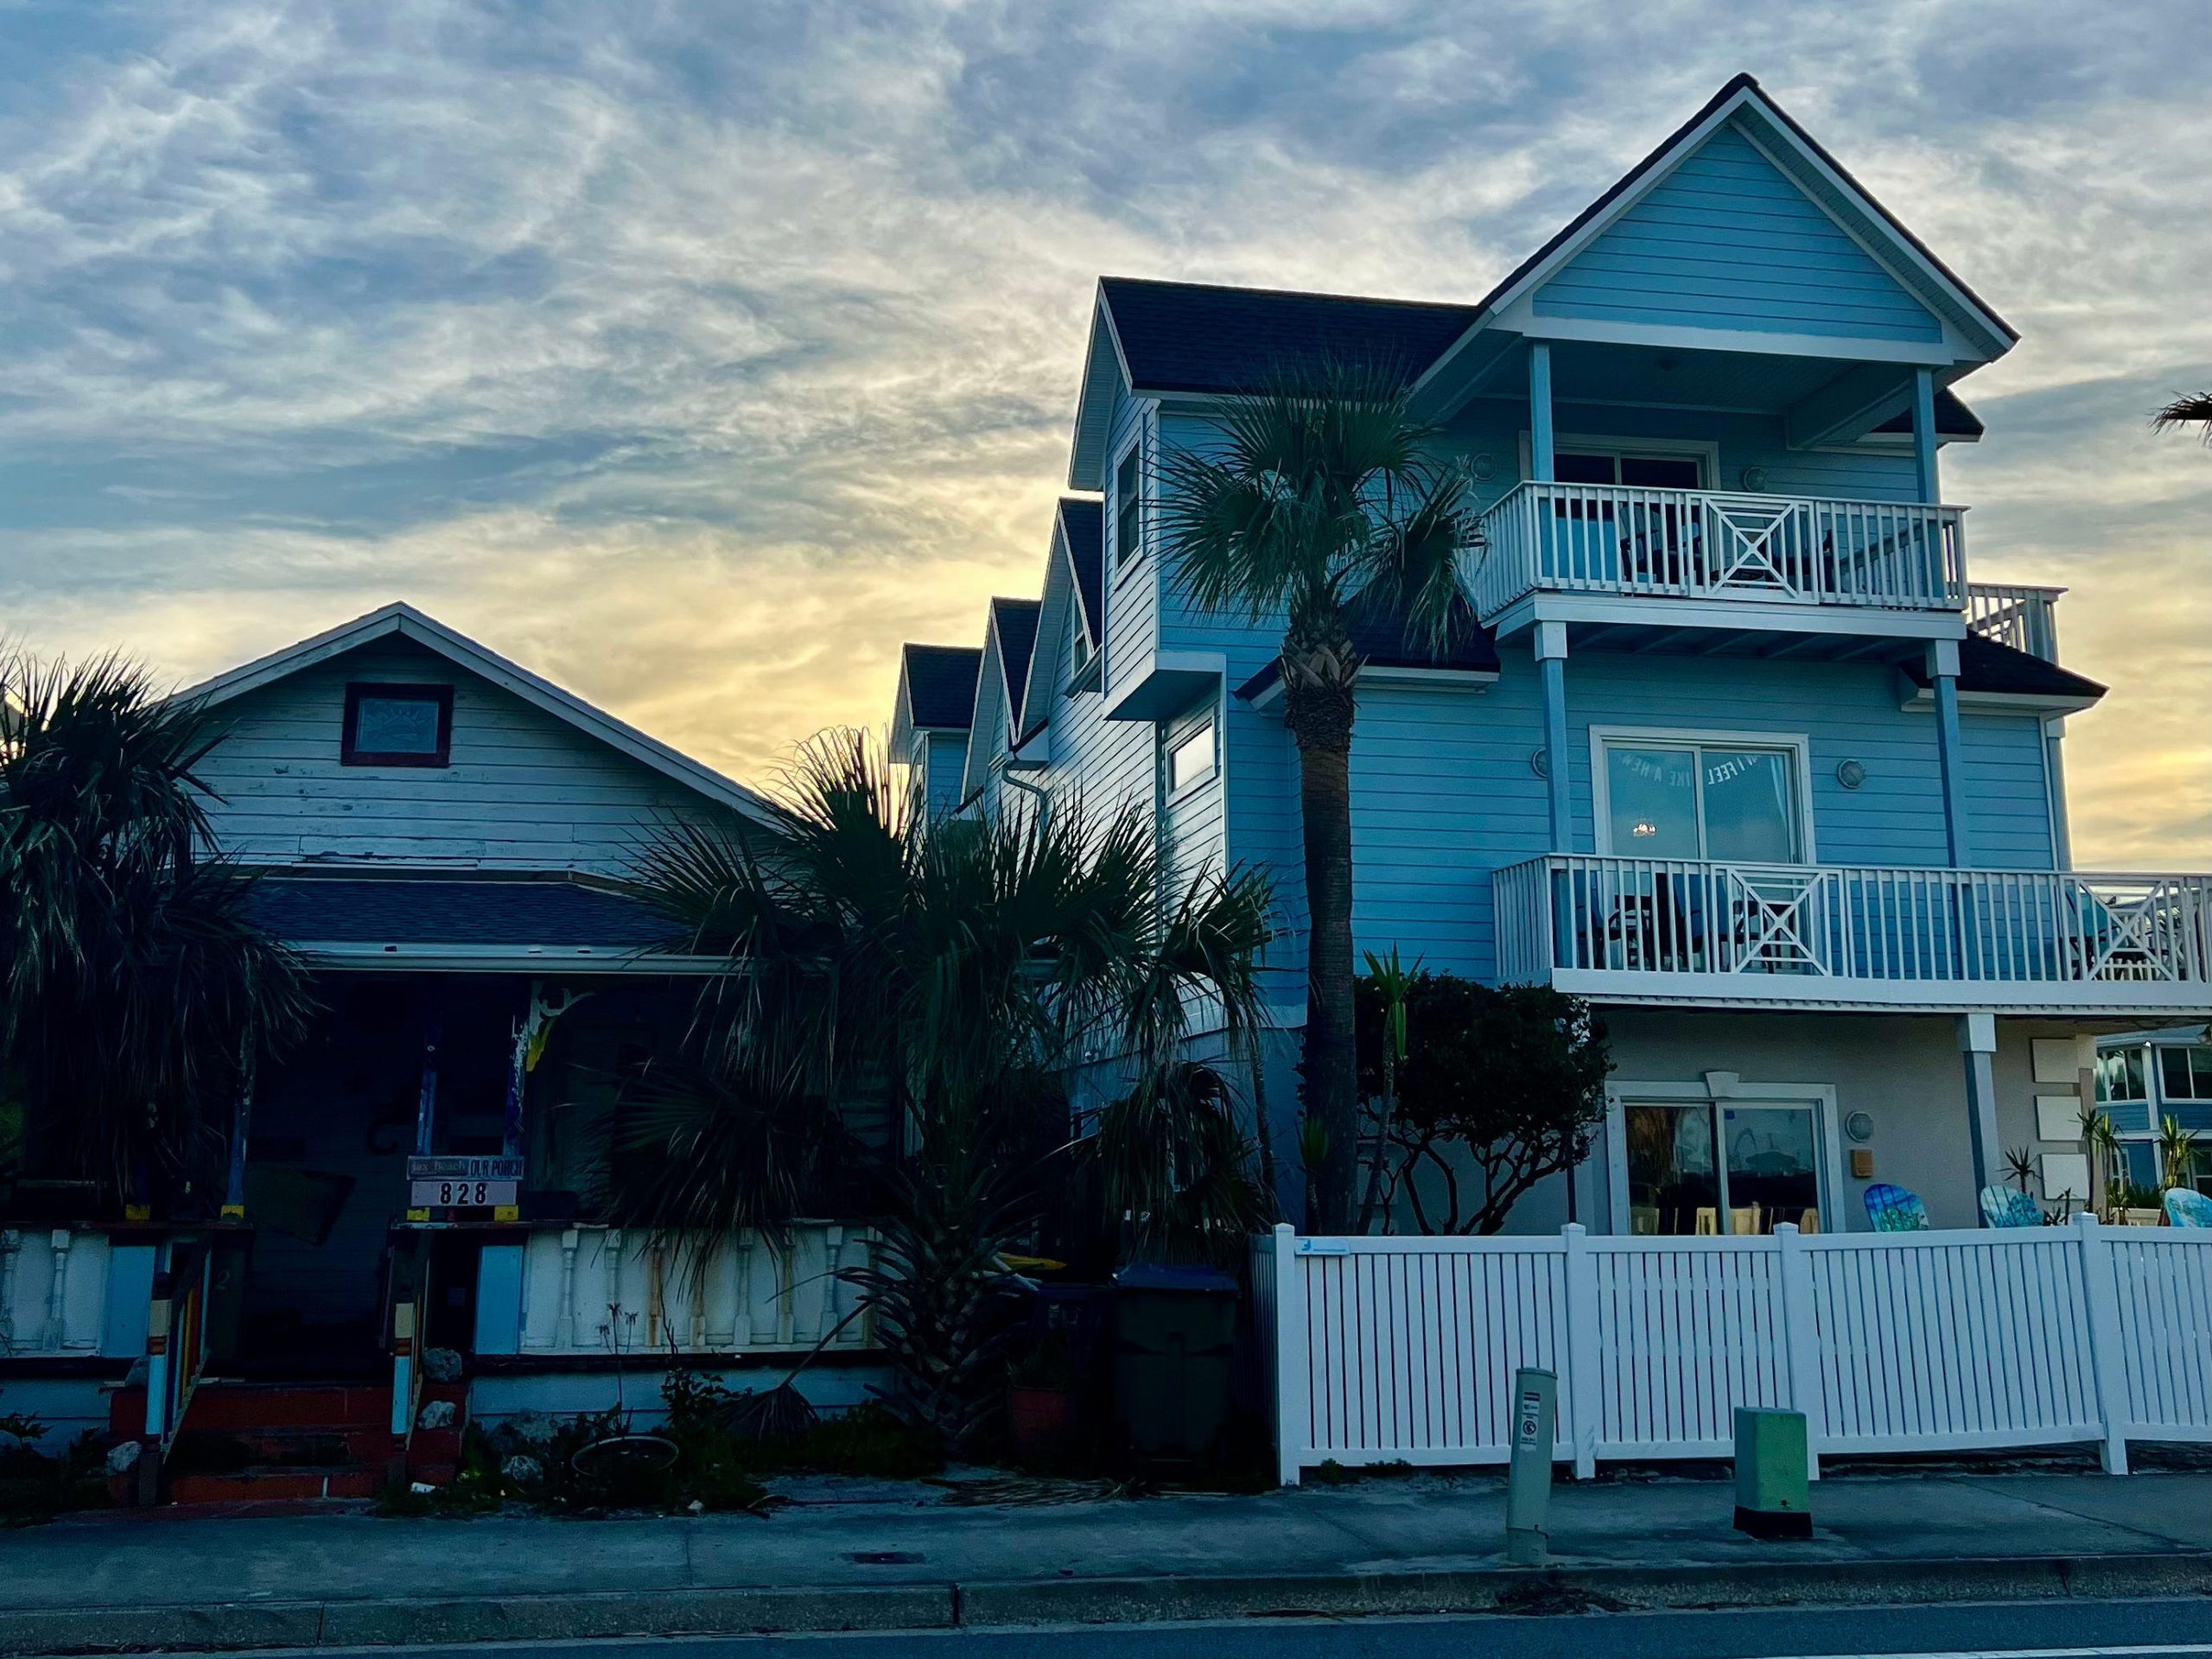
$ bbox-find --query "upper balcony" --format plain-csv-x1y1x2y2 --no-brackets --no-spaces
1471,480,1967,647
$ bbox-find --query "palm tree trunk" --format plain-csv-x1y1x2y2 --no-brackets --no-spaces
1281,625,1360,1234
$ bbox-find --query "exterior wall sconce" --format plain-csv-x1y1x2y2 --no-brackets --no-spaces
1836,759,1867,791
1530,747,1549,779
1739,466,1770,493
1471,453,1497,480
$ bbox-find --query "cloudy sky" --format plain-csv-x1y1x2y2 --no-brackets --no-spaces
3,1,2208,864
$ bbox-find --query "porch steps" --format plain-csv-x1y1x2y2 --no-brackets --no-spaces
108,1380,467,1505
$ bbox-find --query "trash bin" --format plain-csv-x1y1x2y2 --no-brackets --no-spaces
1111,1263,1239,1465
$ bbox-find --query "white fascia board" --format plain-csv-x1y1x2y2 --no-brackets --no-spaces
1897,685,2102,718
1552,969,2212,1018
1499,593,1967,643
180,602,778,826
1497,299,1963,368
1067,296,1134,493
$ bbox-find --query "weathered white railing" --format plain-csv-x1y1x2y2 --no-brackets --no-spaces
1496,855,2212,1007
0,1229,112,1356
1966,582,2063,662
513,1223,874,1356
1472,482,1966,619
1253,1217,2212,1484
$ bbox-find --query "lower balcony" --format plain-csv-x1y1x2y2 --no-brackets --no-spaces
1495,855,2212,1014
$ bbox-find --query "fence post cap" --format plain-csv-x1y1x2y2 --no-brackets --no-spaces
1774,1223,1800,1238
1274,1222,1296,1238
2073,1209,2100,1234
1560,1222,1586,1240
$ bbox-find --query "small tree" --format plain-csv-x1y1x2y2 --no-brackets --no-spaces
1356,969,1610,1236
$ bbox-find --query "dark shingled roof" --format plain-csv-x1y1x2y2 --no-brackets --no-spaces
1903,635,2107,702
1100,276,1480,396
1873,389,1982,440
250,878,671,948
991,597,1042,715
1059,497,1104,641
1236,584,1501,702
903,644,983,730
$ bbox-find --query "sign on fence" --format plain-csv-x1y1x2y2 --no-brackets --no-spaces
1250,1215,2212,1486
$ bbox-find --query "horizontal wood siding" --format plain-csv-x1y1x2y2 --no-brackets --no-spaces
925,730,967,820
1533,123,1942,343
1321,648,2055,983
195,641,724,874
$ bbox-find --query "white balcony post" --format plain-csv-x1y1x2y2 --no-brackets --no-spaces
1912,367,1941,505
1529,342,1555,484
1958,1013,2001,1195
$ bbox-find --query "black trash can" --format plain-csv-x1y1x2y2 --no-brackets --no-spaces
1111,1263,1238,1466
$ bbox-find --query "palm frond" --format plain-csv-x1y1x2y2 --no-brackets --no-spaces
2153,392,2212,441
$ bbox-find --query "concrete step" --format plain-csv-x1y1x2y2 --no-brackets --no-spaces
168,1465,385,1503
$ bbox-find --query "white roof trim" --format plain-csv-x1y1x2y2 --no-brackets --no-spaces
180,601,777,825
1068,290,1135,493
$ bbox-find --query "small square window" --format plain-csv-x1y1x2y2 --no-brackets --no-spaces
2098,1046,2149,1104
1115,445,1143,567
342,683,454,767
1167,718,1216,794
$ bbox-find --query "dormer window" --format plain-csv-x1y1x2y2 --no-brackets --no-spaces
342,683,454,767
1115,443,1143,567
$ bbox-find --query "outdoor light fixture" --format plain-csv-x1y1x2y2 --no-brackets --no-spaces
1836,759,1867,790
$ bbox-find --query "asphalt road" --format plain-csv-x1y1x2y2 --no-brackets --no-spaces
233,1600,2212,1659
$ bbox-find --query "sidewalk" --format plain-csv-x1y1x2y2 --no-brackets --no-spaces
6,1467,2211,1652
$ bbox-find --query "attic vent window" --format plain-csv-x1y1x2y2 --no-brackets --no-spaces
343,683,454,767
1115,444,1143,568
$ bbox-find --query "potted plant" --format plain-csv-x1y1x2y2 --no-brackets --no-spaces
2158,1116,2202,1201
1006,1330,1079,1464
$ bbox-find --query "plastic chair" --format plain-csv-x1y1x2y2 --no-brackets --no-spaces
1864,1182,1930,1232
1980,1184,2044,1229
2165,1187,2212,1229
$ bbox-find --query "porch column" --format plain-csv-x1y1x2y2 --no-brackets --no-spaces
222,1050,255,1221
1912,366,1940,504
1529,342,1556,483
1537,622,1572,850
412,1023,441,1158
2044,716,2074,869
1958,1013,2001,1196
1928,639,1972,867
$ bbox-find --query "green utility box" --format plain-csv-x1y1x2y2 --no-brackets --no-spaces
1111,1263,1238,1466
1732,1407,1812,1539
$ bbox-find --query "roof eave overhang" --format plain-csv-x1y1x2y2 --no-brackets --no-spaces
288,941,731,976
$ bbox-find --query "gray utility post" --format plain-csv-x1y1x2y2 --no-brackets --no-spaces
1505,1366,1557,1567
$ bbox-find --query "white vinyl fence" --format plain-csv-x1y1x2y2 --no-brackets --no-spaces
1250,1216,2212,1485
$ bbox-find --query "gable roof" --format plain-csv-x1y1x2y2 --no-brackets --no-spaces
180,601,775,824
1902,635,2107,705
1096,276,1480,397
1059,497,1105,643
899,644,984,732
990,596,1042,715
1074,76,2012,485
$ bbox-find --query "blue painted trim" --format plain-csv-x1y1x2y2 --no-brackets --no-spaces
1912,367,1940,504
1931,669,1973,866
1540,652,1571,850
474,1243,525,1357
1529,344,1555,483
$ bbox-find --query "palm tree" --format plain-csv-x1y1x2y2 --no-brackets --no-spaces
2154,393,2212,440
0,652,310,1212
607,730,1273,1443
1156,359,1478,1230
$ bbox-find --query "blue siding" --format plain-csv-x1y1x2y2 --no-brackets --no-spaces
924,730,967,820
1103,387,1159,699
1533,124,1941,344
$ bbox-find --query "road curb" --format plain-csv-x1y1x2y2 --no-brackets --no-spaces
3,1552,2207,1653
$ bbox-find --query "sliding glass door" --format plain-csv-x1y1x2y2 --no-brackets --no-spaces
1621,1097,1827,1236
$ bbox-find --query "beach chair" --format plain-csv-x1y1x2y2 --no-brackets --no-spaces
1864,1182,1929,1232
1980,1184,2044,1229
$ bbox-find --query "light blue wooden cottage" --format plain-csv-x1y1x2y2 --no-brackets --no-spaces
896,75,2209,1238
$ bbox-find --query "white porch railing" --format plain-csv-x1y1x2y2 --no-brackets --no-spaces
1966,582,2063,662
1252,1217,2212,1484
515,1223,874,1357
0,1229,111,1357
1496,855,2212,1008
1471,481,1966,619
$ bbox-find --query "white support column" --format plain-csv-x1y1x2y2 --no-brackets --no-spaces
1775,1223,1824,1481
1928,639,1973,868
1912,366,1940,505
1529,342,1556,484
555,1226,581,1348
1271,1224,1310,1488
1561,1224,1599,1479
1959,1013,2002,1196
2074,1211,2133,1475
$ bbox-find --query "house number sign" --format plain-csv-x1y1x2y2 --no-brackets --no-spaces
407,1155,524,1210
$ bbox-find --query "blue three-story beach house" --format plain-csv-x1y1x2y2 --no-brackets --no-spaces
893,75,2212,1236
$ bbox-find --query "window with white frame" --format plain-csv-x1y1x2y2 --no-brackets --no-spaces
1554,447,1706,489
1166,715,1216,795
2158,1044,2212,1103
1618,1096,1828,1236
1114,442,1143,568
1596,733,1808,862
